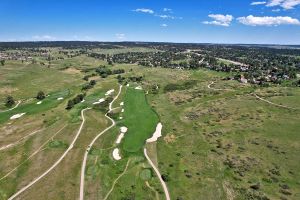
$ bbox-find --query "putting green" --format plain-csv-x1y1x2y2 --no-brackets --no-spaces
121,87,159,153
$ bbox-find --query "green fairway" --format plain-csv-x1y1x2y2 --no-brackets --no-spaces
121,87,159,153
0,89,70,124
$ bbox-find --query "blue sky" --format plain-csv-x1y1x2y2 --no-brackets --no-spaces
0,0,300,44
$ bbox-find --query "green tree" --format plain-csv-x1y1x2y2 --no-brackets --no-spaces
0,60,5,66
36,91,46,100
5,96,15,107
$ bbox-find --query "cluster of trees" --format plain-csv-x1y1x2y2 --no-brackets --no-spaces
0,60,5,66
82,80,96,91
95,66,125,78
66,94,85,110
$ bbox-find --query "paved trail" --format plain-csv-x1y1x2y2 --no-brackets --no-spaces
79,85,123,200
8,108,91,200
144,148,171,200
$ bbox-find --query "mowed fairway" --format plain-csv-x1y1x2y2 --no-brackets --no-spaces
121,87,159,153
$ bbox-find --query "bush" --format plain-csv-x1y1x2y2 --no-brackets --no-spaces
36,91,46,100
5,96,15,107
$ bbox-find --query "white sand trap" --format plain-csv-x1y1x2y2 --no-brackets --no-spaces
120,126,128,133
116,126,128,144
57,97,64,100
93,98,105,105
36,101,42,105
135,86,142,90
81,99,85,103
120,102,124,106
126,84,130,87
116,133,125,144
105,89,115,96
10,113,26,120
119,117,123,119
146,123,163,143
121,109,124,113
112,148,121,160
99,98,105,103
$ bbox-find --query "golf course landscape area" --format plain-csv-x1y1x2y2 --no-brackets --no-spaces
0,41,299,200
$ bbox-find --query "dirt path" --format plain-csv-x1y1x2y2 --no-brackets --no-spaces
79,85,123,200
144,148,170,200
207,81,234,91
0,124,67,181
0,129,44,152
8,108,91,200
254,93,298,110
0,101,21,113
103,159,130,200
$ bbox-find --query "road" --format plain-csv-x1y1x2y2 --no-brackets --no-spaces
79,85,123,200
144,148,171,200
8,108,91,200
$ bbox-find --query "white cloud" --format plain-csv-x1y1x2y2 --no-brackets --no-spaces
32,35,56,41
163,8,172,12
115,33,125,40
133,8,154,14
156,14,175,19
272,8,281,11
203,14,234,27
237,15,300,26
251,1,267,5
160,24,168,27
267,0,300,9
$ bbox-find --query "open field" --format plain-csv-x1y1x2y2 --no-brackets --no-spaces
0,45,299,200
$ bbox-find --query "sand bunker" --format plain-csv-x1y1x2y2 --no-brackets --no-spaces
112,148,121,160
93,98,105,105
10,113,26,120
36,101,42,105
146,123,163,143
120,126,128,133
135,86,142,90
105,89,115,96
119,117,123,120
57,97,64,100
121,109,124,113
126,84,130,87
81,99,85,103
120,102,124,106
115,127,128,144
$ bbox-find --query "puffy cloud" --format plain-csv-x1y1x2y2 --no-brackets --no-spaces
203,14,234,27
237,15,300,26
251,1,267,5
133,8,154,14
266,0,300,9
32,35,56,41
